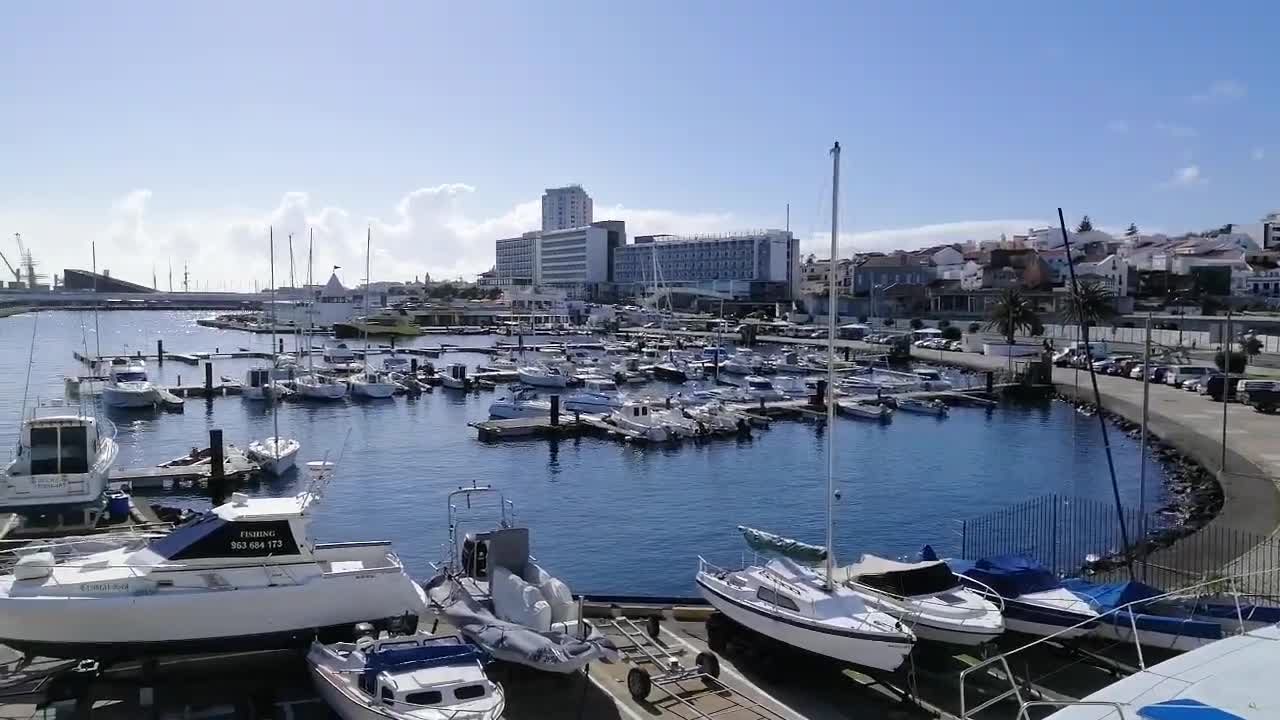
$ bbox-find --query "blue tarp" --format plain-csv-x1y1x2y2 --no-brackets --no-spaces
1138,699,1245,720
1063,579,1223,641
1062,579,1162,610
950,555,1061,598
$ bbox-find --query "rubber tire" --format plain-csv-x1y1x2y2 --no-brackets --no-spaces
696,651,720,679
646,615,661,640
627,667,652,701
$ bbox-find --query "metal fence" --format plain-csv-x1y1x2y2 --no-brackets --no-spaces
956,493,1280,597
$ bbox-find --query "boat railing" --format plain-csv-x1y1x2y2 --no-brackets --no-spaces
958,565,1280,719
1014,700,1125,720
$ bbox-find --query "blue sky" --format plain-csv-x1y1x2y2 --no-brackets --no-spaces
1,2,1275,286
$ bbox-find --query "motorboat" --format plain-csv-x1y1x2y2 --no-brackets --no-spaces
160,444,259,477
607,401,671,441
895,397,949,417
424,484,619,673
1061,578,1226,652
834,554,1003,647
308,629,504,720
771,375,818,398
654,408,702,438
478,354,519,373
0,463,427,659
101,358,157,408
0,403,118,510
322,343,363,372
651,360,698,383
685,401,747,433
720,352,760,376
242,368,274,401
333,308,423,339
564,378,623,413
947,555,1099,638
487,388,551,419
840,402,894,421
1038,623,1280,719
246,436,301,476
696,549,915,671
382,356,412,374
741,375,784,402
437,363,470,390
518,364,569,388
348,369,397,399
701,346,729,363
913,368,953,391
772,351,811,374
296,373,349,400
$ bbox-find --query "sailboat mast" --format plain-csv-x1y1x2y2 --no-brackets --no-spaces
269,228,279,447
825,141,841,590
364,227,371,372
307,229,314,373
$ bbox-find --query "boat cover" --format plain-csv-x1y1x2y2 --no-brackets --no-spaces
950,555,1061,598
738,525,827,565
1062,579,1225,640
423,574,619,674
360,641,484,688
836,554,960,596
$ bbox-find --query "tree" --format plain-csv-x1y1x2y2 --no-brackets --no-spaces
1076,216,1094,233
985,287,1043,345
909,318,924,330
1125,223,1139,237
1215,350,1247,374
938,319,951,329
1064,279,1117,328
1240,336,1264,367
882,318,895,327
940,326,962,341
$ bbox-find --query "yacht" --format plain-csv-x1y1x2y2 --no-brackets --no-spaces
101,358,157,408
607,401,671,441
913,368,953,391
564,378,624,413
424,484,618,674
834,554,1003,647
0,463,427,659
741,375,784,402
719,352,760,376
487,388,551,419
296,373,349,400
0,403,118,510
348,369,397,399
518,364,569,388
308,630,505,720
332,308,422,339
437,363,470,390
322,343,363,372
246,436,301,476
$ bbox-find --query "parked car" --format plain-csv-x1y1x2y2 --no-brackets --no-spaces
1129,364,1148,380
1165,365,1215,387
1104,356,1137,375
1201,375,1239,402
1149,366,1170,384
1244,388,1280,414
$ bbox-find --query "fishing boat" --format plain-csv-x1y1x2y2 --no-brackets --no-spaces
0,463,427,659
895,397,948,417
564,377,624,413
685,401,747,433
695,143,916,673
101,358,157,408
607,401,671,441
487,388,550,419
437,363,470,390
517,364,569,388
424,484,619,673
947,555,1099,638
0,402,118,510
834,554,1003,647
308,629,504,720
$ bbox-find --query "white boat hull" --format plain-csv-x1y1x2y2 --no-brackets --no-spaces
297,382,347,400
242,386,267,401
439,376,467,390
309,649,504,720
102,385,157,408
1090,619,1216,653
247,438,300,476
488,402,550,419
518,370,568,388
697,577,911,672
349,381,396,399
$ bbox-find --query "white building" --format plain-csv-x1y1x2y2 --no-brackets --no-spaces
1246,267,1280,298
494,231,541,285
613,230,800,299
1074,254,1132,296
541,185,593,232
958,260,985,290
1264,212,1280,250
928,246,965,279
537,220,626,291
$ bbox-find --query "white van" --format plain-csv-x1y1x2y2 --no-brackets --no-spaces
1165,365,1215,388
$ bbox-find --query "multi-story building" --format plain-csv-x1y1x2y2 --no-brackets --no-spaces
1264,212,1280,250
849,253,931,293
537,220,626,292
541,185,593,232
612,230,799,300
1075,254,1134,296
1246,267,1280,298
494,231,540,285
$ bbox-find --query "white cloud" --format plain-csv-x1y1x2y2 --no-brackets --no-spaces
1154,122,1197,139
1106,119,1129,133
1252,147,1266,161
1160,165,1206,189
1191,79,1246,103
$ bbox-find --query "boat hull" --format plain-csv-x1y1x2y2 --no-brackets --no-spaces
297,383,348,400
247,440,300,476
349,381,396,399
518,371,568,388
308,648,504,720
696,577,911,672
102,386,157,408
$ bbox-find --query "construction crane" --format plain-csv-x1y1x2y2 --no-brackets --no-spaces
0,248,18,286
12,233,42,289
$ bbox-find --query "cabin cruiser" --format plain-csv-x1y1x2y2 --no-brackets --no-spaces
652,360,703,383
0,403,118,510
0,464,426,659
101,358,157,408
720,352,760,375
564,378,624,413
382,356,412,374
246,436,301,476
348,369,397,399
487,388,551,419
437,363,470,390
333,308,422,339
948,555,1098,638
243,362,297,401
696,531,915,671
309,629,504,720
773,351,811,374
295,373,349,400
913,368,953,391
741,375,784,402
322,343,363,372
834,554,1003,647
607,401,671,441
517,364,569,388
425,484,618,673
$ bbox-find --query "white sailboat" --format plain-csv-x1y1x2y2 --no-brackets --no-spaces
295,233,348,400
695,142,916,672
348,229,397,400
248,228,302,476
0,462,426,659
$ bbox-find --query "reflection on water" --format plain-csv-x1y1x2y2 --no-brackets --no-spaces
0,311,1167,595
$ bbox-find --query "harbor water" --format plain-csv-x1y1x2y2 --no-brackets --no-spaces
0,310,1168,596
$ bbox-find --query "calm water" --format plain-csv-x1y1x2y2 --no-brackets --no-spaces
0,310,1167,596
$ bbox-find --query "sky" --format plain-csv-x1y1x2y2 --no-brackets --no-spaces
1,1,1276,290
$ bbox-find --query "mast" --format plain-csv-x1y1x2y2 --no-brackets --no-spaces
825,141,840,590
363,227,372,375
91,241,102,361
307,229,314,373
269,228,279,449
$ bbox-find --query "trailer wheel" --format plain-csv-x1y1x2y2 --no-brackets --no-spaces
646,615,661,640
696,651,720,679
627,667,652,701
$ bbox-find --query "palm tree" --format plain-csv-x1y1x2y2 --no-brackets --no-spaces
1064,279,1117,328
986,287,1042,345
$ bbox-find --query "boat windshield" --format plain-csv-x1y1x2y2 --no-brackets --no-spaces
591,381,617,391
115,371,148,382
748,379,772,390
146,513,301,561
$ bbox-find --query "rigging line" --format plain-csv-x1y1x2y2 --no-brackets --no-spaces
18,311,40,435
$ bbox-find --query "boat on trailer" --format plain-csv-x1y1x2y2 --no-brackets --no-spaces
947,554,1098,639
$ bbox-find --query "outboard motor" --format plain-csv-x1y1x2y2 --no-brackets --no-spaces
461,534,489,579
